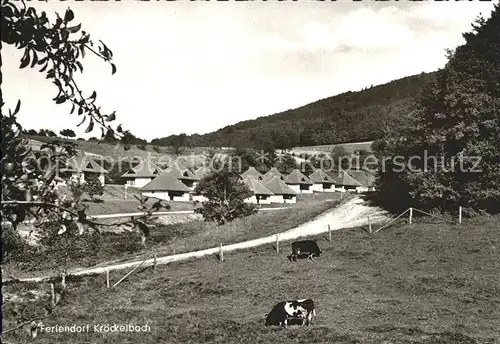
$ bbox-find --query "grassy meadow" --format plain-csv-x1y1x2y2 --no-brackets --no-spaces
3,217,498,344
4,196,341,279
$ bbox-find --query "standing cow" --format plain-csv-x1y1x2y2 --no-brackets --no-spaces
289,240,322,262
265,298,317,327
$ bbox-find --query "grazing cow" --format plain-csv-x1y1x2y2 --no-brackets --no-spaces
265,298,317,327
289,240,322,262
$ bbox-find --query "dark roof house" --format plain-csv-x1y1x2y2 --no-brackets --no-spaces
285,169,313,185
264,176,297,195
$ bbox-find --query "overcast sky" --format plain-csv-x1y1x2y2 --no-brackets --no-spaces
3,0,496,140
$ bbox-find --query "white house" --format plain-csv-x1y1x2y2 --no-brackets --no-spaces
328,170,364,193
264,176,297,204
163,163,199,190
345,170,376,193
284,169,313,194
309,169,336,192
140,172,191,202
121,160,163,188
61,152,108,186
242,175,274,204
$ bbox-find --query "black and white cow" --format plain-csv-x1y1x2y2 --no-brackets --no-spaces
265,298,317,327
289,240,322,262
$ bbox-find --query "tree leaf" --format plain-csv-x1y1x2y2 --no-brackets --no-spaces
66,23,81,34
85,119,94,133
14,100,21,115
105,111,116,122
89,91,96,101
30,51,38,68
55,95,67,104
20,50,30,68
111,63,116,75
64,8,74,22
117,124,123,133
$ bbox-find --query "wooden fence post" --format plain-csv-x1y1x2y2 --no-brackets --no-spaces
368,216,372,234
328,224,332,241
106,268,110,288
409,207,413,225
219,243,224,262
275,234,280,253
61,273,66,290
459,206,462,224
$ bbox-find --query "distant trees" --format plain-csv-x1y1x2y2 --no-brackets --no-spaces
69,174,104,202
149,73,434,150
375,4,500,214
59,129,76,138
194,171,257,225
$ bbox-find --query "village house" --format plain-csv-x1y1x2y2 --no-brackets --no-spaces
309,169,336,192
121,160,163,188
162,163,199,190
327,170,364,193
284,169,313,194
241,166,263,180
261,167,285,183
242,175,274,204
264,176,297,204
345,169,377,193
140,172,191,202
61,152,108,186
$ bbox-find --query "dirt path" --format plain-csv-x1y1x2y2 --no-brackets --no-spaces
8,196,390,283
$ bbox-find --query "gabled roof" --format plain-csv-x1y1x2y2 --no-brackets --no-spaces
164,163,199,181
309,169,335,184
194,166,211,179
121,160,163,178
140,172,191,192
284,169,313,185
242,176,274,195
63,152,108,174
328,170,363,187
264,176,297,195
263,167,283,179
241,167,262,180
260,173,286,183
346,170,376,187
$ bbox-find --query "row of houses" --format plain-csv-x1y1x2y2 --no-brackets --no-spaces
121,160,375,204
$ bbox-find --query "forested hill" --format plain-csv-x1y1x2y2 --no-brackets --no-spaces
152,71,436,150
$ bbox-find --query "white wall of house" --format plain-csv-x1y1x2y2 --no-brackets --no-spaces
269,195,284,203
141,191,190,202
257,195,272,204
126,177,152,188
171,192,190,202
142,191,169,200
287,184,300,193
299,185,313,194
244,195,272,204
311,183,323,192
98,174,105,186
335,186,346,192
284,195,297,204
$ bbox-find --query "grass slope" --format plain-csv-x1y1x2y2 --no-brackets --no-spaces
4,218,499,344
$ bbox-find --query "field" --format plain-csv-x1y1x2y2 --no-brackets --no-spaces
290,141,374,155
26,136,210,167
3,217,499,344
4,195,341,278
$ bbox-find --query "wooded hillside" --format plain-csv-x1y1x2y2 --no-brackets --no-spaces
152,72,436,149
